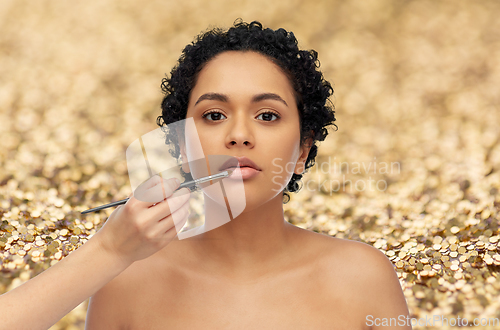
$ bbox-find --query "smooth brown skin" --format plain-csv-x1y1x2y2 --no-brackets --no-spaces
86,51,411,329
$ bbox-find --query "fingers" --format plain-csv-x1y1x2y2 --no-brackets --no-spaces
159,198,191,236
133,176,181,204
141,175,178,190
148,187,191,220
145,195,190,240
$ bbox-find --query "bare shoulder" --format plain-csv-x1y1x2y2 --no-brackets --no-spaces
294,227,397,273
321,234,400,279
305,230,411,328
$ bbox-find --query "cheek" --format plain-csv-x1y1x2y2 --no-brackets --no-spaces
267,157,296,194
269,150,298,175
263,126,301,168
266,139,301,191
184,120,207,161
197,131,221,157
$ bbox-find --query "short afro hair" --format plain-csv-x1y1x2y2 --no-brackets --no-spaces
157,19,337,203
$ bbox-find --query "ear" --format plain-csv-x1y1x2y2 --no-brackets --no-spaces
294,131,314,175
179,142,191,173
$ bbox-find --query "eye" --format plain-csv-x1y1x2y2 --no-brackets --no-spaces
202,110,227,121
257,111,280,122
202,110,281,122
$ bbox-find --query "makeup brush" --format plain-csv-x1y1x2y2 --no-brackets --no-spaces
81,170,233,214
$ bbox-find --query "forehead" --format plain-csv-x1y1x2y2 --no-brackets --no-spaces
188,51,296,105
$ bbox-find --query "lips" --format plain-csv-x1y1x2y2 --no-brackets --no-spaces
219,156,261,172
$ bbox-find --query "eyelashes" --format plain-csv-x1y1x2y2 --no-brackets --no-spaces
202,110,281,122
202,110,226,121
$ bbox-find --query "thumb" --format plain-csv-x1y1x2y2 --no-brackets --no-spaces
134,177,181,203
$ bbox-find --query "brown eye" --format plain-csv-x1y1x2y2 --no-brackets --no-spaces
257,111,280,122
202,111,226,121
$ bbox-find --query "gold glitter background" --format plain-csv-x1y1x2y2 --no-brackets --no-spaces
1,0,499,329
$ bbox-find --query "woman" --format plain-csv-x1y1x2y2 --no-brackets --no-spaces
87,20,411,329
0,20,411,329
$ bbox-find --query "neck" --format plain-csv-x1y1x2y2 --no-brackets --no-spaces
181,192,298,279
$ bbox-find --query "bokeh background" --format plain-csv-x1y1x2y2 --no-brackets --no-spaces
1,0,500,329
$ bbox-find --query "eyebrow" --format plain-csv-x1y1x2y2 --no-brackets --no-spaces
194,92,288,107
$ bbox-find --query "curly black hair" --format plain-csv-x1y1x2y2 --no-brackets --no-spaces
157,19,337,203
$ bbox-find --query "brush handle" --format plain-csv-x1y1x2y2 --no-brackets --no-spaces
80,184,188,215
80,170,231,214
80,199,129,214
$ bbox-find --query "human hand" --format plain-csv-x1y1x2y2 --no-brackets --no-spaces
93,176,190,266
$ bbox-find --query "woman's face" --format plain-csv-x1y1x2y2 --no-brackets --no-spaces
183,50,310,211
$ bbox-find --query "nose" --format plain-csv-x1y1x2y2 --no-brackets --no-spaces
225,113,254,148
